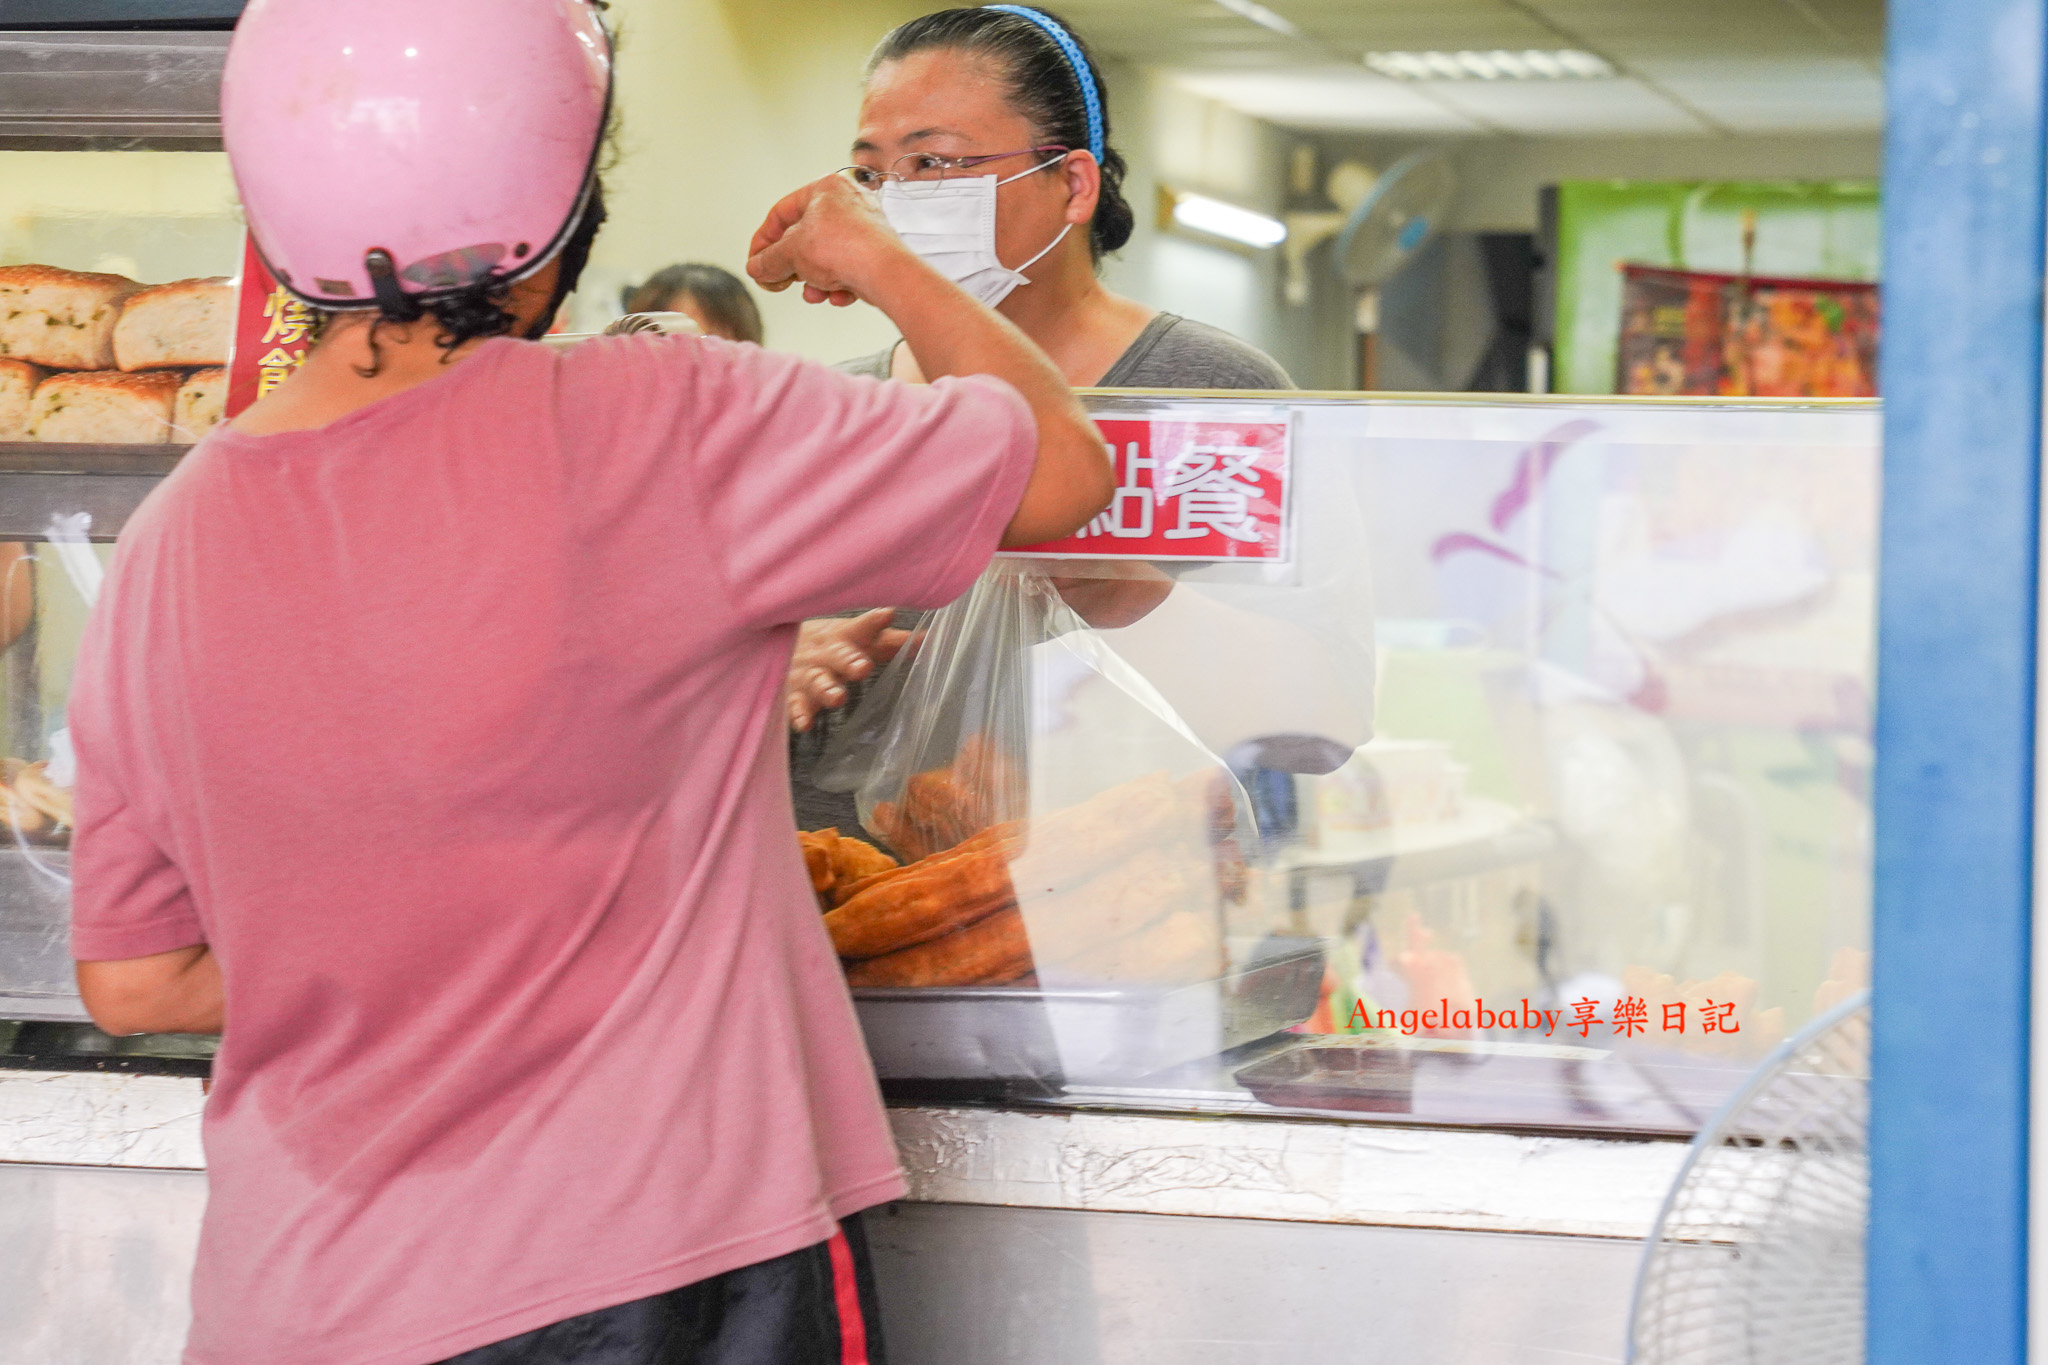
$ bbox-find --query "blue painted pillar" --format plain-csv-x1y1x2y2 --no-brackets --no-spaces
1871,0,2047,1359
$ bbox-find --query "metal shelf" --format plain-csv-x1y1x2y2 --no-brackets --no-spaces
0,441,186,476
0,30,226,149
0,446,181,538
0,3,244,30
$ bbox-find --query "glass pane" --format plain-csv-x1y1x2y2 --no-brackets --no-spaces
824,392,1879,1136
0,149,241,446
0,534,103,1019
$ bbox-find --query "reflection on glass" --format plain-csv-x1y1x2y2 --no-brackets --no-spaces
1223,399,1879,1133
818,395,1878,1137
0,533,103,1017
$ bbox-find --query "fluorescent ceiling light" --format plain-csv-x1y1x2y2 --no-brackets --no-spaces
1212,0,1298,38
1365,49,1615,81
1171,192,1288,248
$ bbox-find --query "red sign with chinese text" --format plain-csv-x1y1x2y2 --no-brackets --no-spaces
225,235,317,418
1007,417,1292,561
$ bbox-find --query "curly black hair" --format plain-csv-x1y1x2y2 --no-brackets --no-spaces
316,179,609,376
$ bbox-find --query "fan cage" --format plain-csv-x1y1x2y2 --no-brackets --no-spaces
1626,988,1870,1365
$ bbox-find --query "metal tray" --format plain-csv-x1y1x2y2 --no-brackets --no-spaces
854,937,1325,1083
1233,1039,1764,1136
1234,1043,1416,1113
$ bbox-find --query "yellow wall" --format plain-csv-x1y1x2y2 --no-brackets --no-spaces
1098,63,1308,381
580,0,933,360
0,2,943,363
0,4,1302,373
588,0,1300,368
0,151,242,283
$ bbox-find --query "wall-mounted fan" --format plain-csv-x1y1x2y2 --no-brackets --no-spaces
1336,151,1456,388
1337,151,1456,292
1281,151,1456,388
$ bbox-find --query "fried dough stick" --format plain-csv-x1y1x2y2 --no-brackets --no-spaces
825,835,1022,959
831,819,1025,907
845,907,1033,987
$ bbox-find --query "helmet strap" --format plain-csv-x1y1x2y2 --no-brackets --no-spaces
364,249,425,324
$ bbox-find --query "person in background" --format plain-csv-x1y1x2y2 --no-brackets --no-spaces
65,1,1110,1362
786,3,1297,839
622,262,766,344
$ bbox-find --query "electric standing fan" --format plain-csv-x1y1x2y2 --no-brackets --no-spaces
1627,989,1870,1365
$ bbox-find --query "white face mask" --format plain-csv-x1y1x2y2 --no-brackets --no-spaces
879,158,1074,308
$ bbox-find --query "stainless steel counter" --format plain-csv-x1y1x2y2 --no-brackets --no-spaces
866,1201,1643,1365
0,1073,1680,1363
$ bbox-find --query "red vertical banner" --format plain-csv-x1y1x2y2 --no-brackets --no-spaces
224,235,317,418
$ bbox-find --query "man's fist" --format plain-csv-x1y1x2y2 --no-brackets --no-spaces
748,174,907,309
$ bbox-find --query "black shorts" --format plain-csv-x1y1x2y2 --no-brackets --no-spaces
436,1215,886,1365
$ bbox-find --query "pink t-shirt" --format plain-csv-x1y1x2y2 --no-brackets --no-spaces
68,334,1036,1364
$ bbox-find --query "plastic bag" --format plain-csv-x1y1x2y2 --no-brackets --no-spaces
813,564,1034,861
811,560,1254,995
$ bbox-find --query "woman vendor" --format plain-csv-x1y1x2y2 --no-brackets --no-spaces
789,4,1333,840
836,6,1290,392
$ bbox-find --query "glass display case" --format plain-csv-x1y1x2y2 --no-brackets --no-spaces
0,32,1880,1125
816,390,1879,1138
0,445,163,1026
0,29,232,1065
0,367,1878,1112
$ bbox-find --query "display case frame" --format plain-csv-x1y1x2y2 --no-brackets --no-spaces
0,29,226,151
0,23,229,1050
0,389,1884,1103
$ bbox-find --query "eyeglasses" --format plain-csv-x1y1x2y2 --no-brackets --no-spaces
839,145,1071,195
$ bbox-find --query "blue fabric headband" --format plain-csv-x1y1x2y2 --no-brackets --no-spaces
982,4,1105,164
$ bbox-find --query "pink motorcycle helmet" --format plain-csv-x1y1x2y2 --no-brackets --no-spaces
221,0,612,313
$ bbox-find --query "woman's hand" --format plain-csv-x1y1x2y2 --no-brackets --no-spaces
748,174,914,309
788,609,912,733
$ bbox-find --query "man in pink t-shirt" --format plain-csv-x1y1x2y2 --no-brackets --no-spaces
67,4,1111,1363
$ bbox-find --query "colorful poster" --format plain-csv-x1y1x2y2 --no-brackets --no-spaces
1007,417,1293,562
1617,264,1879,398
224,235,316,418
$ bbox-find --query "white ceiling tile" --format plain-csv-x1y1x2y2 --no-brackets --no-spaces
1638,59,1884,130
1522,0,1865,59
1057,0,1561,67
1791,0,1887,48
1422,77,1713,134
982,0,1888,135
1283,1,1558,51
1630,55,1877,84
1169,67,1486,131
